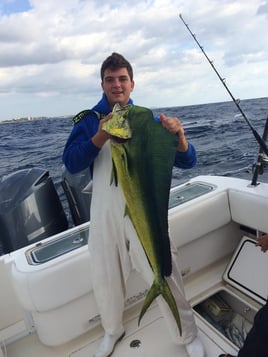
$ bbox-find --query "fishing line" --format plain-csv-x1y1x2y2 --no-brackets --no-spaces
179,14,268,157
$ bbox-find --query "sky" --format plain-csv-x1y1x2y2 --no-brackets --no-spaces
0,0,268,121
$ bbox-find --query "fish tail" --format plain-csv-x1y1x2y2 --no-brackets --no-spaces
138,278,182,335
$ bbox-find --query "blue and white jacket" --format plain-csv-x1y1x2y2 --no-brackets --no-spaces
62,94,197,174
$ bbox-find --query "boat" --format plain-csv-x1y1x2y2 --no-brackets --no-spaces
1,122,268,357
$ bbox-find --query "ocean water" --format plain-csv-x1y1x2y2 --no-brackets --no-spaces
1,97,268,228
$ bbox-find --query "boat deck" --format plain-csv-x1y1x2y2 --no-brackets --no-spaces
5,303,235,357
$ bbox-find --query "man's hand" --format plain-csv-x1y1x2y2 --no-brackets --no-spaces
256,234,268,252
159,114,188,152
92,113,113,148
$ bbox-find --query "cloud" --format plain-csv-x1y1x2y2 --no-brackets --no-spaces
257,1,268,16
0,0,268,120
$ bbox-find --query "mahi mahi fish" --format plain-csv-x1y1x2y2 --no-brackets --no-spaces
103,103,182,334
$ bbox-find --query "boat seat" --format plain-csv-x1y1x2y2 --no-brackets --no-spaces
169,190,231,248
11,248,92,312
229,189,268,233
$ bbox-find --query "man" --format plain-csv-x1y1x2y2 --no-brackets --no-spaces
219,234,268,357
63,52,206,357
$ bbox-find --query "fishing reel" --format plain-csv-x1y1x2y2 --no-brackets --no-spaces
252,154,268,175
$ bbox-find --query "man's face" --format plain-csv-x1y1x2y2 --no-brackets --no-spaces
102,67,135,108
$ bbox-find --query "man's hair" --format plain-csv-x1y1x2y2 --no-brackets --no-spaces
101,52,133,81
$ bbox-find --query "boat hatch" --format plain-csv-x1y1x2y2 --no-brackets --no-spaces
223,236,268,304
25,225,89,265
169,182,215,208
194,236,268,350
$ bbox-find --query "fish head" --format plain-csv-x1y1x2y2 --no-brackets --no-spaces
102,103,132,142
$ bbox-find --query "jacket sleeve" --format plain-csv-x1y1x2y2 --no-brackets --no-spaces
174,142,197,169
62,114,100,174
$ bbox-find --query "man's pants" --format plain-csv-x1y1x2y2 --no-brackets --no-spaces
238,300,268,357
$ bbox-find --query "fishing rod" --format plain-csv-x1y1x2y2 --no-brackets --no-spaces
179,14,268,157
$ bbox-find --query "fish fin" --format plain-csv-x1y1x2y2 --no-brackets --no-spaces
110,159,118,186
124,205,129,217
121,144,130,172
138,278,182,336
138,279,161,326
161,279,182,335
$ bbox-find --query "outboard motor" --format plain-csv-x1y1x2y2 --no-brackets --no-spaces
0,168,68,254
61,166,91,226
